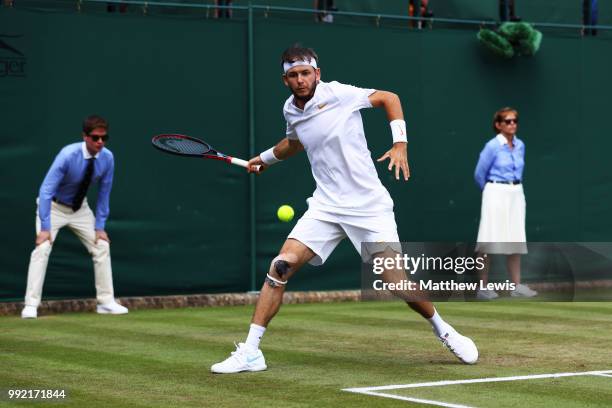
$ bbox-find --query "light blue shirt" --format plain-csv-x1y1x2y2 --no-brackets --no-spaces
38,142,114,231
474,134,525,190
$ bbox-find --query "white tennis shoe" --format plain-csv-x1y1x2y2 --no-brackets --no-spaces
211,343,267,374
96,301,128,315
21,305,38,319
476,289,499,300
437,329,479,364
511,283,538,298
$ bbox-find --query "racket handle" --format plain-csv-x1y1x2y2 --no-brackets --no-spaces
230,157,261,172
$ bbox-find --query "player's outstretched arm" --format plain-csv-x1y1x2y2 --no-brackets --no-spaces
247,137,304,174
369,91,410,181
369,90,403,121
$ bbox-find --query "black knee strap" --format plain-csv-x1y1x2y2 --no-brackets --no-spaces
274,260,291,277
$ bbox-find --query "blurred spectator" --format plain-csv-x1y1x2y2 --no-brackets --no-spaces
582,0,598,36
3,0,14,6
499,0,521,22
107,1,127,13
409,0,434,29
315,0,337,23
215,0,232,19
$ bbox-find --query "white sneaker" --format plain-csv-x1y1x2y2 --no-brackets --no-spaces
511,283,538,298
96,301,129,315
211,343,267,374
322,14,334,23
476,289,499,300
437,329,479,364
21,305,37,319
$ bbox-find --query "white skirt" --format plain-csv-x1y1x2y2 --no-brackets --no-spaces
476,182,527,254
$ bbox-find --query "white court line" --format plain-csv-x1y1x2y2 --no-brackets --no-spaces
591,373,612,378
343,369,612,392
342,369,612,407
354,390,473,408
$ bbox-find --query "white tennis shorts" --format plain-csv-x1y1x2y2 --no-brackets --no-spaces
288,207,400,266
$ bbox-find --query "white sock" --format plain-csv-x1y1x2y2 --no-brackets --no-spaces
245,323,266,351
428,309,454,337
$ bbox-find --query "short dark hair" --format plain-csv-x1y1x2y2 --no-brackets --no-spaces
82,114,108,135
492,107,518,132
280,44,319,69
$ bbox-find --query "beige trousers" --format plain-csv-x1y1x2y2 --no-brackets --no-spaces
24,199,115,307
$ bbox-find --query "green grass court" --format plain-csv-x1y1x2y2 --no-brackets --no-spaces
1,301,611,407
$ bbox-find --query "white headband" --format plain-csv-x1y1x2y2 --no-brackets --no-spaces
283,58,318,74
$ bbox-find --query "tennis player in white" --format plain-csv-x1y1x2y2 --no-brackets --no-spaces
211,45,478,373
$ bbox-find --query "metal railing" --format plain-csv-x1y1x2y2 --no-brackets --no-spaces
5,1,611,32
74,0,612,31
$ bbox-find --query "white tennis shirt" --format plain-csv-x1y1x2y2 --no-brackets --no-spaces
283,80,394,215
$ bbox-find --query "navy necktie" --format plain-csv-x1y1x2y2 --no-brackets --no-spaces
72,158,95,211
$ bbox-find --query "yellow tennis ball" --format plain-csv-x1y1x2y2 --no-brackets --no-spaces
277,205,295,222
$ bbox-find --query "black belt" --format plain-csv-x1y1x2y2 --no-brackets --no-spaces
487,180,521,185
52,197,73,207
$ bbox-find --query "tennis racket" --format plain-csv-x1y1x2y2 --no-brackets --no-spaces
151,134,259,171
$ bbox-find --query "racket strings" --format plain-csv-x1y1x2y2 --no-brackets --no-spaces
156,137,211,155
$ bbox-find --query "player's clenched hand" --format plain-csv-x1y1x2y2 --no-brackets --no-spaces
377,142,410,181
96,230,110,244
35,231,52,245
247,156,268,175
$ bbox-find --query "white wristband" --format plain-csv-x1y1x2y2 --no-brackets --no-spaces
390,119,407,143
260,146,281,165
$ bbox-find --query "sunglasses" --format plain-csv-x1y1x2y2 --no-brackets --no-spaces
501,118,518,125
88,134,109,142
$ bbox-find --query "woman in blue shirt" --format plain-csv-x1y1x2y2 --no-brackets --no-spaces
474,107,537,300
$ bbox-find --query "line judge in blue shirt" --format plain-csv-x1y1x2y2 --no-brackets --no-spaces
21,115,128,319
474,107,537,300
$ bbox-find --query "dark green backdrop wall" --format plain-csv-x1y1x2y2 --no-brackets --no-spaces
1,3,611,301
